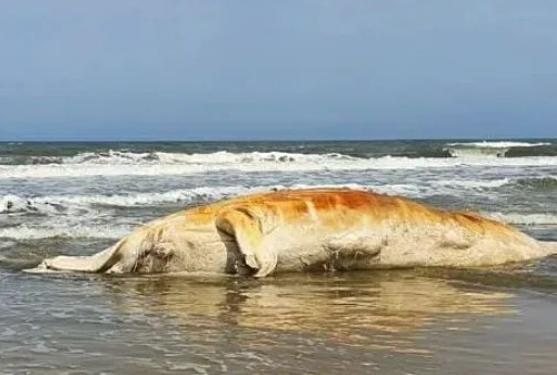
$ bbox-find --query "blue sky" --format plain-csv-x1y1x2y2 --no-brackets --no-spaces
1,0,556,140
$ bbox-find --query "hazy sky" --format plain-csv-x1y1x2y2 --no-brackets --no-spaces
1,0,556,140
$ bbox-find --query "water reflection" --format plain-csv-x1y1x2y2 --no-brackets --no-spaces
102,271,513,352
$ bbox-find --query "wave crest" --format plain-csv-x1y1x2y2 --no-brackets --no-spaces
0,186,257,214
0,224,131,240
515,176,557,190
1,153,557,179
444,141,552,158
55,150,358,166
486,212,557,226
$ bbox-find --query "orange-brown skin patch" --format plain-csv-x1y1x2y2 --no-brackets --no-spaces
181,188,515,238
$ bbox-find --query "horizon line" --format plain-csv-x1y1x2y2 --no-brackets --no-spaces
1,136,556,143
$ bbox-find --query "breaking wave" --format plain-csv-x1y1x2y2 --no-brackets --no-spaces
0,224,131,240
1,150,356,166
486,212,557,226
1,151,557,179
444,141,553,158
434,179,511,189
0,186,258,214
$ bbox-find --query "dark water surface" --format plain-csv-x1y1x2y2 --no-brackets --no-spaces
1,140,556,374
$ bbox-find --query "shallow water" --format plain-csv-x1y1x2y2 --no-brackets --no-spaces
1,140,556,374
2,270,557,374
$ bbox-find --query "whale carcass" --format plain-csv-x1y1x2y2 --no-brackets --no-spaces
35,189,557,276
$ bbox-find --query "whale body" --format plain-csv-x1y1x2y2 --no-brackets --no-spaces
35,188,557,277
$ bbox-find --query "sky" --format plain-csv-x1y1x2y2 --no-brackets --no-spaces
0,0,556,141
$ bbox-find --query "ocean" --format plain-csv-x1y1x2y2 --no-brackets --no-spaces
1,139,556,374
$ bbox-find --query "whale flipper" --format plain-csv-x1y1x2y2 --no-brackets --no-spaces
216,205,278,277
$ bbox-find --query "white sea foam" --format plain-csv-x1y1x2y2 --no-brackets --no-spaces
63,150,354,165
434,179,511,189
0,187,247,214
0,195,61,214
0,223,131,240
1,151,557,179
486,212,557,226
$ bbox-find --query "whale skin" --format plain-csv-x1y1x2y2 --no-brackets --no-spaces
36,188,557,277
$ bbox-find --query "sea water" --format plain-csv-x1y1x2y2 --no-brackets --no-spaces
1,140,556,374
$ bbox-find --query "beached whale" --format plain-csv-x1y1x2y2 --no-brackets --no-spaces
34,188,557,276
